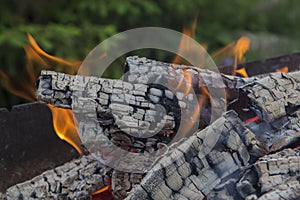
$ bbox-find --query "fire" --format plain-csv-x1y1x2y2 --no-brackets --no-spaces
235,67,249,78
48,105,83,154
211,36,251,77
0,33,83,155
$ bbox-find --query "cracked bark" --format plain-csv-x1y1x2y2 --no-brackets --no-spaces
125,111,267,200
243,148,300,200
1,154,107,200
37,70,181,166
241,71,300,122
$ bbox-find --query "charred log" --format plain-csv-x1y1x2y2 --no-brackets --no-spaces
240,148,300,200
125,111,267,200
241,71,300,122
35,66,300,199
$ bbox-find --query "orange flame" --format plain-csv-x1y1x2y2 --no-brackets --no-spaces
92,186,115,200
0,33,83,155
48,105,83,154
235,67,249,78
211,36,251,77
233,37,250,76
26,33,81,73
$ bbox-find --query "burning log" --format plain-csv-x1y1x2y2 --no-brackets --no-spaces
124,56,300,122
1,154,107,199
36,70,181,160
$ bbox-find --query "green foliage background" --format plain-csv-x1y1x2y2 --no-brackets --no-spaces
0,0,299,107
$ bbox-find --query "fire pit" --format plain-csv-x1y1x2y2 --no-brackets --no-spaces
0,50,299,200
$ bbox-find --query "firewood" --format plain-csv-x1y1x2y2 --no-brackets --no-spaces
36,70,183,172
123,56,272,99
241,148,300,200
125,111,267,200
125,56,300,124
36,67,300,199
241,71,300,122
1,154,107,199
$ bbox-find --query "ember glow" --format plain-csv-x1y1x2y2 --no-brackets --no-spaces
276,66,289,73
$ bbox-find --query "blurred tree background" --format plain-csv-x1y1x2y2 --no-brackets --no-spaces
0,0,299,107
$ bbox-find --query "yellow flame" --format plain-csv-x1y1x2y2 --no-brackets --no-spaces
211,36,250,77
234,37,251,62
172,15,198,64
235,67,249,78
48,105,83,155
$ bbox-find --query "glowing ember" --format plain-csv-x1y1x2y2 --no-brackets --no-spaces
244,116,260,124
93,186,110,195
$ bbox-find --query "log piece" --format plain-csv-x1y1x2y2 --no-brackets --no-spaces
125,111,267,200
124,56,227,121
124,57,300,122
238,148,300,200
246,112,300,152
241,71,300,122
36,70,186,172
0,154,107,200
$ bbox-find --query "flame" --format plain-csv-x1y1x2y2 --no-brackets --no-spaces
235,67,249,78
26,33,81,73
212,36,250,77
48,105,83,154
174,69,193,96
172,15,198,65
234,37,251,63
0,33,83,155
